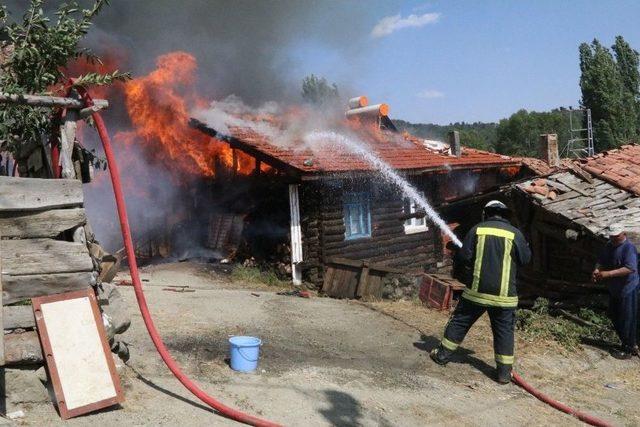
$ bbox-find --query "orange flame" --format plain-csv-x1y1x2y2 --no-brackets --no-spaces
123,52,234,177
71,50,257,179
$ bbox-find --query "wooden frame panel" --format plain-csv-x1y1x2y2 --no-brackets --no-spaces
32,289,123,419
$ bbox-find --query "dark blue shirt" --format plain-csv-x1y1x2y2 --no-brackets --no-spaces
598,239,639,296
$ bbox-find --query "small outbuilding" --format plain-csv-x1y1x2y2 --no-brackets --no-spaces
512,144,640,305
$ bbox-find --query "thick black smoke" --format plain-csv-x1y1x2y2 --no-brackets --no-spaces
1,0,382,252
4,0,375,103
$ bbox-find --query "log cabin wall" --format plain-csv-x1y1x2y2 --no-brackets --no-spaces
510,189,607,302
300,176,442,287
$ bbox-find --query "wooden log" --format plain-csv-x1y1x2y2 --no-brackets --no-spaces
371,226,410,238
3,305,35,330
321,222,347,232
325,232,429,252
341,243,432,262
320,211,344,221
3,330,42,365
2,271,94,305
372,212,406,222
0,92,108,109
2,239,93,276
0,177,83,211
0,208,86,238
321,218,346,228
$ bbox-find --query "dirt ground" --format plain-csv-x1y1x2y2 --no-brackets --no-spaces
4,261,640,426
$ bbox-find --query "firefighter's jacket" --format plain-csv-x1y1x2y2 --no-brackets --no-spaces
459,216,531,308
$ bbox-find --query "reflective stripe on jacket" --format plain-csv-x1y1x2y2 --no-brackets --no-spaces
459,217,531,308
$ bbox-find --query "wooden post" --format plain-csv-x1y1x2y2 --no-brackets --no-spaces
59,110,79,179
288,184,303,286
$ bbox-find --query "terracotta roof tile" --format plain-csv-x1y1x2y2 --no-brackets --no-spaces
578,144,640,195
197,121,520,174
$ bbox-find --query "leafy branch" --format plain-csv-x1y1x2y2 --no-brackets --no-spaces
0,0,127,155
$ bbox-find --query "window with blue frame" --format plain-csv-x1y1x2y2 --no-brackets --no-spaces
343,192,371,240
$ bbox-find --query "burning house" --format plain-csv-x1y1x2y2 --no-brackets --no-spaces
512,143,640,306
187,98,525,293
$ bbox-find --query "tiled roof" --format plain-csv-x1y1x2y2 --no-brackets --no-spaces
518,157,574,176
577,144,640,195
192,119,520,175
517,172,640,238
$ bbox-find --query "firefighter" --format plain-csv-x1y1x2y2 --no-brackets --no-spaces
430,200,532,384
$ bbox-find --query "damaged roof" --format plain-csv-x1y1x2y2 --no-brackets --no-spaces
190,118,520,176
517,172,640,238
517,144,640,238
576,144,640,196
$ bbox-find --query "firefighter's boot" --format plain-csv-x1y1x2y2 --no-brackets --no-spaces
496,363,512,384
430,346,453,366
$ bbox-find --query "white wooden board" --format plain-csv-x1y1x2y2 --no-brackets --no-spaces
33,289,123,419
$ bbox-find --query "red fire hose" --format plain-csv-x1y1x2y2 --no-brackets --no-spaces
76,87,281,427
512,371,612,426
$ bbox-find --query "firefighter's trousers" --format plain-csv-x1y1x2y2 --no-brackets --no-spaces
441,298,516,366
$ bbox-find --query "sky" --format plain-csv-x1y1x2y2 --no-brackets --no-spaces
288,0,640,124
6,0,639,126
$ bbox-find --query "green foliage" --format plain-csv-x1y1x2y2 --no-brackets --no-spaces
301,74,339,105
517,298,618,351
0,0,130,155
579,36,639,151
230,265,289,287
495,108,572,157
394,119,498,152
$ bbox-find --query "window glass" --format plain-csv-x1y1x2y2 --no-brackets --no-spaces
343,192,371,239
403,192,429,234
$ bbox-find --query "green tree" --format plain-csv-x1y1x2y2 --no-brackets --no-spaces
459,129,492,151
495,109,571,157
579,38,637,151
394,119,498,152
612,35,640,133
0,0,130,156
301,74,339,105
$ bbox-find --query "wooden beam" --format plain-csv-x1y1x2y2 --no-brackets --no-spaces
3,272,93,305
3,305,35,330
4,330,42,365
2,239,93,277
0,208,86,238
0,176,83,211
0,92,108,110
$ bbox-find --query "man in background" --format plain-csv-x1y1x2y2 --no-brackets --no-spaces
593,224,639,359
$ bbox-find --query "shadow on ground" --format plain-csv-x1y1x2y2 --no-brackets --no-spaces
414,334,496,381
319,389,394,427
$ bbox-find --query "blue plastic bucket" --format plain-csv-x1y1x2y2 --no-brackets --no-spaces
229,336,262,372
